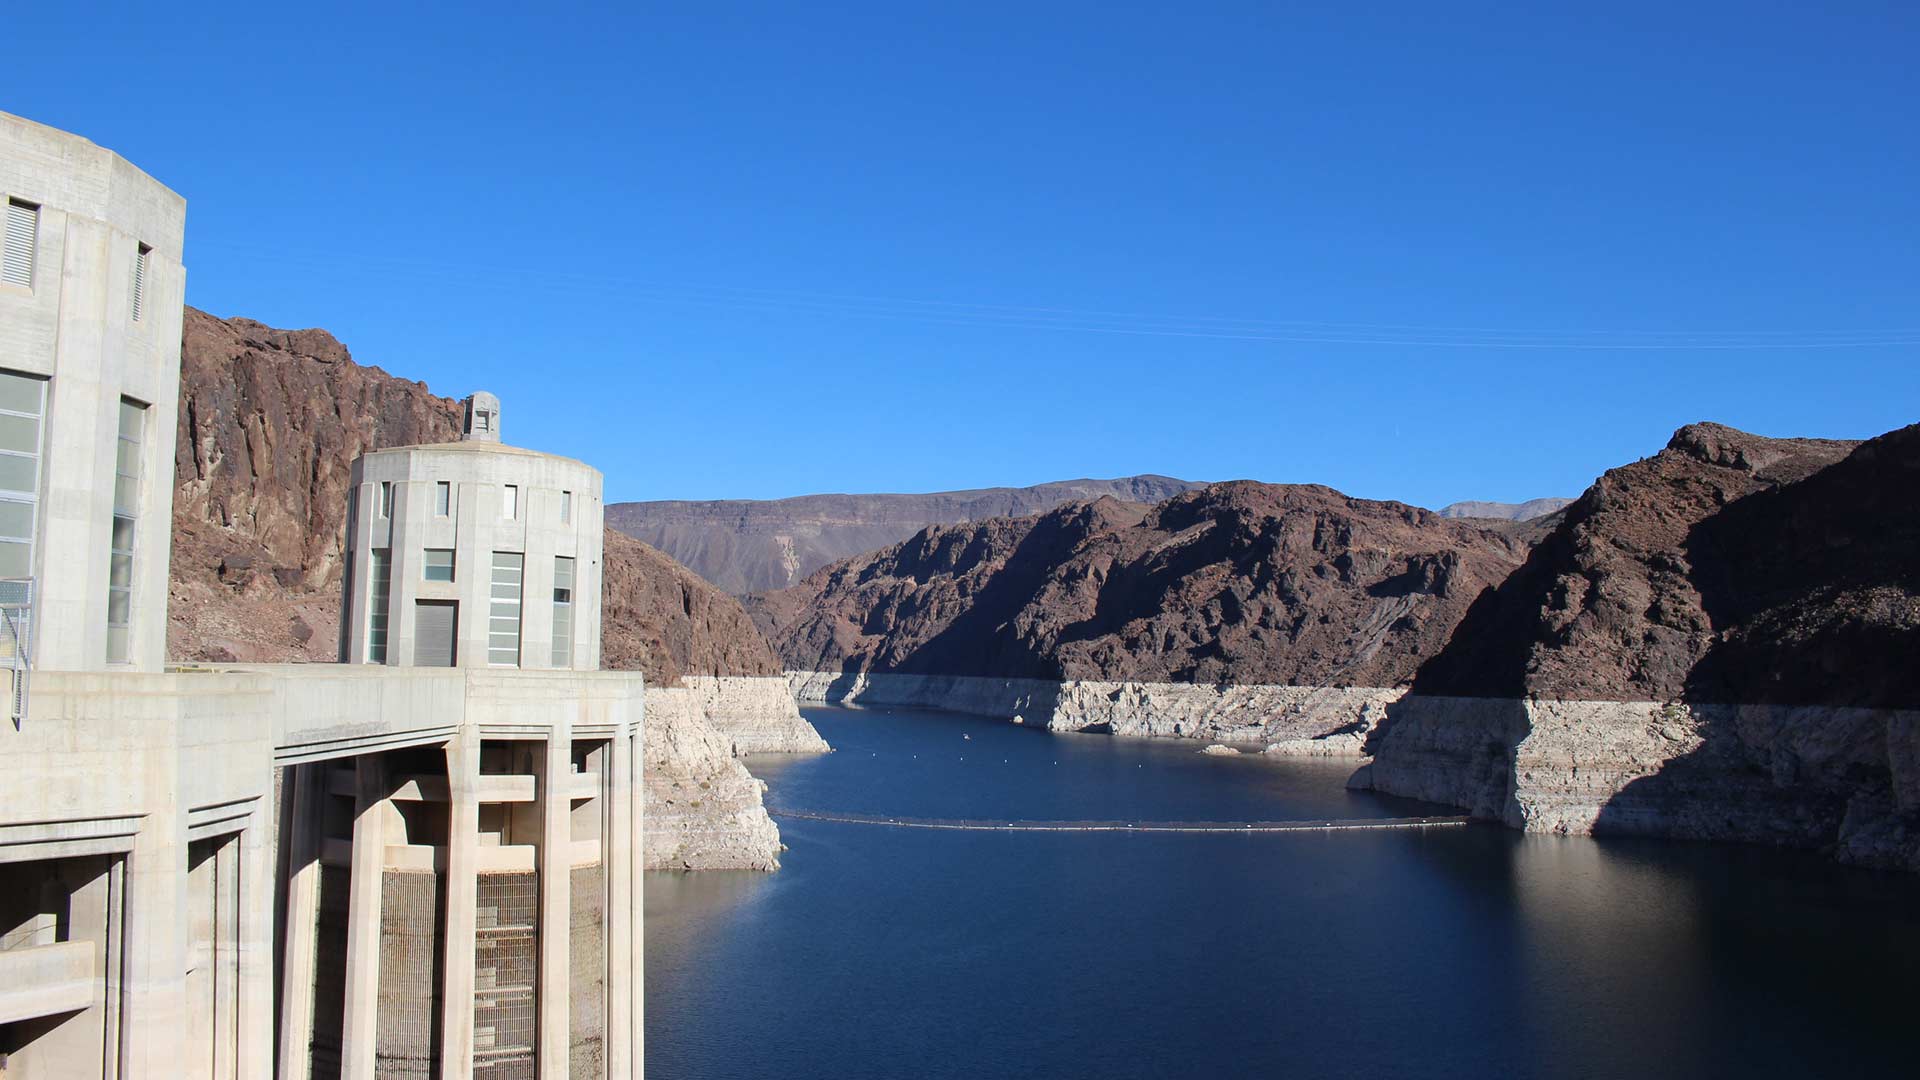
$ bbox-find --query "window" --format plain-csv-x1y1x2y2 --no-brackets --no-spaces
106,399,146,664
378,481,394,518
551,556,575,667
488,552,523,666
0,372,45,584
367,549,392,663
131,243,151,322
423,548,454,582
2,199,36,289
503,484,518,520
475,409,492,434
559,490,572,524
435,481,451,516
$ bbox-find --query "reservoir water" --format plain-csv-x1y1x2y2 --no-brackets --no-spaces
645,705,1920,1079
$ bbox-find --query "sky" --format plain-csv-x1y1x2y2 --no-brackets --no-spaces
7,3,1916,507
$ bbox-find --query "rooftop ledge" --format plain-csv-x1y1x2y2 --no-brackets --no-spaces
19,665,647,767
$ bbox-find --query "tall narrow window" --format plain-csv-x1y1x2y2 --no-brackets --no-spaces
106,399,146,664
367,548,392,664
503,484,518,520
0,371,46,585
488,551,523,666
435,481,451,516
2,199,36,289
559,490,572,524
551,556,575,667
378,481,394,518
130,243,151,322
423,548,454,582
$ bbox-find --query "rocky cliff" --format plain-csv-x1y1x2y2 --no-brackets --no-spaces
168,307,824,870
1364,422,1920,870
755,482,1539,687
607,475,1204,593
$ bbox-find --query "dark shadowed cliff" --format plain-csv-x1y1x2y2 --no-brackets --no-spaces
608,475,1205,594
1362,421,1920,871
168,307,779,686
1406,422,1906,705
753,482,1540,686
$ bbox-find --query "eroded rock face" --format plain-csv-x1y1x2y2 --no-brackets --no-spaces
756,482,1539,687
643,687,783,870
1366,422,1920,870
170,307,463,661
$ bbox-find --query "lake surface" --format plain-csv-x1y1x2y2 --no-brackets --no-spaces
645,705,1920,1079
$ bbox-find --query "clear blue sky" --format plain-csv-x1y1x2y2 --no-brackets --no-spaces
9,3,1916,506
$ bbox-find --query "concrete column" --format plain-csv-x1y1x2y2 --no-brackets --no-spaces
628,729,643,1071
341,755,390,1080
239,804,275,1080
119,813,188,1077
214,835,240,1079
103,856,126,1080
604,729,635,1080
439,734,481,1080
536,724,572,1077
276,765,321,1080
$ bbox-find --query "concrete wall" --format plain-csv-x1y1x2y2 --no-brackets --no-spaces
0,110,186,673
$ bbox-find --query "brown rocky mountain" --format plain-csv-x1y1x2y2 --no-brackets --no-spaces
1435,497,1572,521
753,482,1541,685
168,307,775,686
1404,423,1880,704
607,475,1204,594
1364,421,1920,870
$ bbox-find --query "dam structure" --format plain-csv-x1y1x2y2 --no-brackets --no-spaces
0,111,642,1079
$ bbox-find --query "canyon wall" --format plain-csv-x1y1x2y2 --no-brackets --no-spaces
789,671,1392,755
1359,422,1920,870
770,423,1920,868
754,482,1540,685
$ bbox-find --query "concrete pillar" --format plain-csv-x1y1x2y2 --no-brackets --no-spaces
239,804,275,1080
104,856,126,1080
276,765,321,1080
341,755,390,1080
629,729,643,1071
119,813,188,1077
439,734,481,1080
604,729,635,1080
536,725,572,1077
214,835,240,1079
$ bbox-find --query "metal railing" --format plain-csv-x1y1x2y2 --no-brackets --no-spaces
0,577,32,727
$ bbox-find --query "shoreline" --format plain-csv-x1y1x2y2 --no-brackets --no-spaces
784,670,1920,871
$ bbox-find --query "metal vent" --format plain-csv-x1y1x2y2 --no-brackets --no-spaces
2,200,35,288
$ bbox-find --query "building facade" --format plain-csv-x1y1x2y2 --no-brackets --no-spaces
341,397,606,673
0,112,642,1080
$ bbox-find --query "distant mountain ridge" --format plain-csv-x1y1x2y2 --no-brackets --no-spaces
749,482,1543,685
607,475,1205,593
1436,497,1572,521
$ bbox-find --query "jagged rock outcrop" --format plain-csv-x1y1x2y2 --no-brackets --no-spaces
170,307,463,661
642,687,784,870
608,475,1204,593
168,307,825,870
1365,422,1920,870
756,482,1539,686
